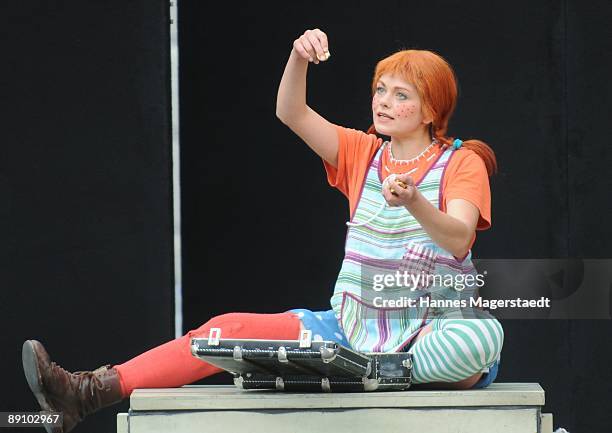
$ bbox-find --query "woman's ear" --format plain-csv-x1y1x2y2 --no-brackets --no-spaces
422,106,434,125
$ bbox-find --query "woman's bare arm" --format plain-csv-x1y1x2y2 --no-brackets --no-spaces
276,29,339,167
382,174,479,258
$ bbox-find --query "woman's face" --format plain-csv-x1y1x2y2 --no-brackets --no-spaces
371,73,430,138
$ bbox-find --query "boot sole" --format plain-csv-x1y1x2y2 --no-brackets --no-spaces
22,340,62,433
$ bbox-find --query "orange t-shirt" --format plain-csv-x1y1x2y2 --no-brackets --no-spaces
323,126,491,247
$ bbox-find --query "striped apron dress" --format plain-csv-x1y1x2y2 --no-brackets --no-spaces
290,142,499,388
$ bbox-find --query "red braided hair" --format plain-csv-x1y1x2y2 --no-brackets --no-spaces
366,50,497,176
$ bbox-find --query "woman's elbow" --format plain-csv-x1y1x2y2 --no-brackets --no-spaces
448,233,473,260
275,107,288,124
449,245,469,260
275,107,300,126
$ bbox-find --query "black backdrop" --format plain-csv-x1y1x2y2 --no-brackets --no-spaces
179,1,611,433
1,1,612,433
1,2,174,433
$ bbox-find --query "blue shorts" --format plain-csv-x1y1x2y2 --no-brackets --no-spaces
289,308,499,389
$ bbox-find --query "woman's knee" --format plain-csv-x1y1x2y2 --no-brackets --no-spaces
443,316,504,368
186,313,246,338
186,312,300,340
482,317,504,363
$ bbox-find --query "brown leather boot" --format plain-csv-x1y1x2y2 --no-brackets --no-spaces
22,340,124,433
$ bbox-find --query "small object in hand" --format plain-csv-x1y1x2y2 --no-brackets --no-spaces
390,187,398,196
323,50,331,60
395,180,408,189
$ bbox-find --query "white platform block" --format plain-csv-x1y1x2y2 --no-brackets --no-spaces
116,412,128,433
541,412,554,433
119,383,552,433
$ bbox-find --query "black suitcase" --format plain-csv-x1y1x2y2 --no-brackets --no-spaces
190,328,413,392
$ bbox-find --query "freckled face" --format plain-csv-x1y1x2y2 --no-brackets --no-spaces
372,74,427,137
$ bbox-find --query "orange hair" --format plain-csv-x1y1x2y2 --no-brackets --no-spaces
366,50,497,176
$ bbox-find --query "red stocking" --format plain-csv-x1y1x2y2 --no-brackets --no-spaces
114,312,301,397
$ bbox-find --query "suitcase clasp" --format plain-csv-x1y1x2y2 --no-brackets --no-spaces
299,329,312,348
278,346,288,363
208,327,221,346
233,346,243,361
275,377,285,390
321,377,331,392
402,357,413,369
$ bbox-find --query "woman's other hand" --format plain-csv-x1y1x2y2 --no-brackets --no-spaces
382,173,418,207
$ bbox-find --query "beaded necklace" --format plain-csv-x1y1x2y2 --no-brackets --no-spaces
385,139,439,175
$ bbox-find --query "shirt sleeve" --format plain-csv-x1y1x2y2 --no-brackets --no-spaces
323,125,380,200
442,149,492,230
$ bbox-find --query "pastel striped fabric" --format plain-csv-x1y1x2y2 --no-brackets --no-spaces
409,309,504,384
331,142,481,353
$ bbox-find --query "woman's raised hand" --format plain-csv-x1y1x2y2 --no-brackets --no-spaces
292,29,331,64
276,28,338,167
